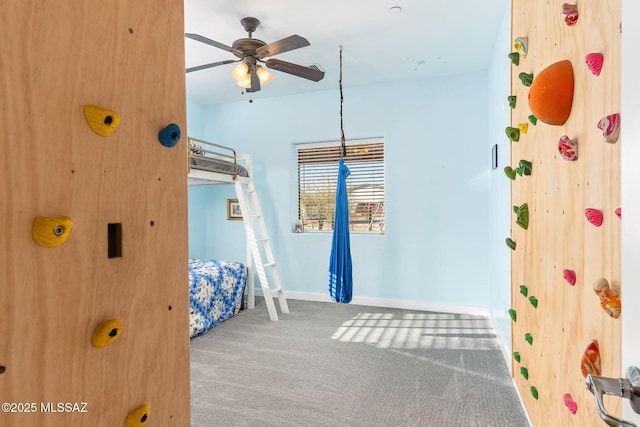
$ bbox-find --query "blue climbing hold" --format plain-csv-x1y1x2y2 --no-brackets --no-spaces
158,123,181,148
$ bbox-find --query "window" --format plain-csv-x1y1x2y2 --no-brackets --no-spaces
296,138,384,233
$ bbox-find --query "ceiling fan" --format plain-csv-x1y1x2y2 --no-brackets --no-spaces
185,17,325,93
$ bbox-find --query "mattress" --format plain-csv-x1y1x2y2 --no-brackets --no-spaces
190,155,249,177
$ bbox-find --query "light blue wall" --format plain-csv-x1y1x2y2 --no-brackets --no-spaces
186,100,208,257
187,70,507,310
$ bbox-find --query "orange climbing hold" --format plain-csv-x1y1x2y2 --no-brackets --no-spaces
528,60,574,126
593,277,621,319
580,339,601,378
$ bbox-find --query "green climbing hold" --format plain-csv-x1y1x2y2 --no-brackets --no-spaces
508,96,517,108
520,366,529,380
525,333,533,345
513,352,521,363
504,166,517,180
530,386,539,400
505,127,520,142
508,52,520,66
508,308,517,322
528,114,537,125
506,238,516,250
515,166,524,177
514,203,529,230
529,296,538,308
519,159,532,176
520,285,528,297
519,72,534,87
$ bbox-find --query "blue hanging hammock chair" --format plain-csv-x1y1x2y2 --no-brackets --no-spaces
328,158,353,303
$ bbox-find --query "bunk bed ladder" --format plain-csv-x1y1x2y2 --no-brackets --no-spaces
235,179,289,321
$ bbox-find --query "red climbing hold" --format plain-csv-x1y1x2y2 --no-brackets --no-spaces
563,269,576,286
585,208,603,227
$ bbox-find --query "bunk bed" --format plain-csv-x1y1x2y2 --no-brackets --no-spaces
187,137,289,324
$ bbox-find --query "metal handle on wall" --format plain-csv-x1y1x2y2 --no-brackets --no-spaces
586,366,640,427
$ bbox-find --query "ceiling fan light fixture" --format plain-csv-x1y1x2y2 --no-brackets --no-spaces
256,66,274,85
236,76,251,88
231,62,249,80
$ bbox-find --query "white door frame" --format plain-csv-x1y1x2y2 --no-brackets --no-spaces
621,0,640,422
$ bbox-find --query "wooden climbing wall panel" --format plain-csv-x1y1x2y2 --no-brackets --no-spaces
510,1,621,425
0,1,189,426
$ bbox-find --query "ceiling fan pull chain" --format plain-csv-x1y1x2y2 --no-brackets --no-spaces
339,45,346,159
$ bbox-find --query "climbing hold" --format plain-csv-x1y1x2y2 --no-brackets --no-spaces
593,277,621,319
520,285,528,297
585,53,604,76
506,238,516,250
508,309,517,322
525,333,533,345
519,159,532,176
504,166,517,180
563,269,576,286
84,105,121,137
528,60,574,126
514,37,528,58
520,366,529,380
585,208,603,227
558,135,578,160
158,123,182,148
597,113,621,144
528,296,538,308
563,393,578,415
91,319,124,348
32,216,73,247
528,114,537,125
581,339,601,378
508,52,520,66
513,203,529,230
508,95,517,108
505,127,520,142
615,208,621,219
519,72,534,87
518,123,529,134
562,3,579,26
530,386,539,400
126,404,150,427
513,352,521,363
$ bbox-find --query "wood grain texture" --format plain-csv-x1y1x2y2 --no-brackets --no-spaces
510,1,621,425
0,1,190,425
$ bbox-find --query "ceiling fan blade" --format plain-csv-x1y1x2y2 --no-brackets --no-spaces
185,33,243,56
265,59,325,82
246,66,261,93
186,59,239,73
255,35,310,58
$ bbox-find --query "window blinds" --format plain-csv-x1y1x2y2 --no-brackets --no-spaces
297,139,384,232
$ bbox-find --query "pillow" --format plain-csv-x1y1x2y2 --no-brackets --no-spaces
189,140,205,155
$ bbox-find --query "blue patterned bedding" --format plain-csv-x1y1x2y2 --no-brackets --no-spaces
189,259,247,338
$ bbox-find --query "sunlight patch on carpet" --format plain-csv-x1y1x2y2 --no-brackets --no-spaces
331,312,499,350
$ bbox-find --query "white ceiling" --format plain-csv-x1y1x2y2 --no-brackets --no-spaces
184,0,508,105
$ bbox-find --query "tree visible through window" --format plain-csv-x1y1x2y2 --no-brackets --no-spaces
297,139,384,233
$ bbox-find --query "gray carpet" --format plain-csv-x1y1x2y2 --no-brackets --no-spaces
190,299,529,427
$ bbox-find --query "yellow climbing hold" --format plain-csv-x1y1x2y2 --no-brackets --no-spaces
83,104,120,136
91,319,123,348
518,123,529,134
32,216,73,247
126,404,150,427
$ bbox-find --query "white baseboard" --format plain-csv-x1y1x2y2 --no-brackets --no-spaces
253,289,492,317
